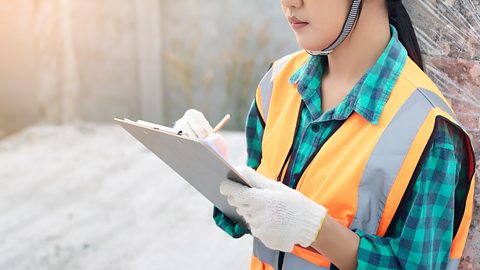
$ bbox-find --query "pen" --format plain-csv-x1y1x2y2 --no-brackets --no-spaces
213,114,231,133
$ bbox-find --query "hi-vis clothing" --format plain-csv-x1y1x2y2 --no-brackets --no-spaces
213,25,476,269
251,50,476,270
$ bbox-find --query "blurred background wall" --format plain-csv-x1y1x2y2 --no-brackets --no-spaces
0,0,479,267
1,0,477,137
1,0,155,134
0,0,299,136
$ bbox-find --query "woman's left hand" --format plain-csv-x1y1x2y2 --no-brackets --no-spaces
220,166,328,252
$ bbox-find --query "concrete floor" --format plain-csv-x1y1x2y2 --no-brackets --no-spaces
0,124,251,270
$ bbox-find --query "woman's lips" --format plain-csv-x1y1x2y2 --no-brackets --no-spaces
288,16,309,30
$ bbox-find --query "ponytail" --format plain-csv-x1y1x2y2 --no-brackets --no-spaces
386,0,424,70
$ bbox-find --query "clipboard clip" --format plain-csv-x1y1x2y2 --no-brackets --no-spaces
177,130,188,137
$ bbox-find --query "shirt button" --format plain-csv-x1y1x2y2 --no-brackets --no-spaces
311,124,320,133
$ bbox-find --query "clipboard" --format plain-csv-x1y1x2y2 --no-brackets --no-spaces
115,118,249,227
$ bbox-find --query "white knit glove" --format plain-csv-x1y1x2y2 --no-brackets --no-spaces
173,109,228,159
220,166,328,252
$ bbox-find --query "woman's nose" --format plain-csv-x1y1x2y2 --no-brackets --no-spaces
281,0,303,9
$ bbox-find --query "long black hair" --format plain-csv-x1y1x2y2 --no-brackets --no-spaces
386,0,424,70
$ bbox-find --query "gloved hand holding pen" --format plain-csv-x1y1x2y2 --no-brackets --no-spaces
174,109,328,253
173,109,230,159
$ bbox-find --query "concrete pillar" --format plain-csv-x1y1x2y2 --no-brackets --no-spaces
134,0,163,123
0,0,39,136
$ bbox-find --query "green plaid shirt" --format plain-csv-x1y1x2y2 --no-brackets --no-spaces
214,24,470,269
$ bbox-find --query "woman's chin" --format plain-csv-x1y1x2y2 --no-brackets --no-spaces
298,44,327,53
294,38,328,53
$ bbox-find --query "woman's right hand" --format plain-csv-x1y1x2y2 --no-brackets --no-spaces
173,109,229,159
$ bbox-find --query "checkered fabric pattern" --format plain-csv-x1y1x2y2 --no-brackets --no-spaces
213,24,470,269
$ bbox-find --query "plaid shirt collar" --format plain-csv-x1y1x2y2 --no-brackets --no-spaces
288,24,407,125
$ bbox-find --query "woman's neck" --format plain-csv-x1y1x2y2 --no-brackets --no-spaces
323,1,391,85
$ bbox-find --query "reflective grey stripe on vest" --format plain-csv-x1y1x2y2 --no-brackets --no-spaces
447,258,460,270
253,85,462,268
253,238,460,270
253,238,329,270
258,53,297,121
350,88,460,234
417,88,462,128
253,237,278,268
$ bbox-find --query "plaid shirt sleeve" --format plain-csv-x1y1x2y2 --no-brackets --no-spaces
212,98,264,238
349,118,470,269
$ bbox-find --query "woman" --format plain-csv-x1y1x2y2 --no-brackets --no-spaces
173,0,476,269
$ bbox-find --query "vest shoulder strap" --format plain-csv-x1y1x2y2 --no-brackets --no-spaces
256,51,304,121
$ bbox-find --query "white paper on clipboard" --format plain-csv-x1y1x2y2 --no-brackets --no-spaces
115,118,250,227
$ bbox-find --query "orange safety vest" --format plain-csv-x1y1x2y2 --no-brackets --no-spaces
249,51,476,270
